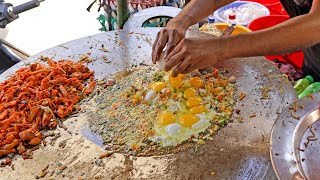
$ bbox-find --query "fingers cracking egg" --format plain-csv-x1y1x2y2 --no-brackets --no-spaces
186,96,203,108
179,114,200,127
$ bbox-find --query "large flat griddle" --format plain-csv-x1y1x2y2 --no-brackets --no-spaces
0,27,296,179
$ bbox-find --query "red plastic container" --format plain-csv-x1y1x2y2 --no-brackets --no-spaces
248,15,289,30
241,0,288,15
247,15,304,69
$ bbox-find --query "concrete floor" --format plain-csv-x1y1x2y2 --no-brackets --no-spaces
5,0,102,55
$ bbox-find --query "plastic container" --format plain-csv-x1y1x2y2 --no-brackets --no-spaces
294,75,314,94
247,15,289,30
298,82,320,99
213,1,270,26
242,0,287,15
208,15,215,23
228,13,237,24
247,15,304,69
222,14,237,36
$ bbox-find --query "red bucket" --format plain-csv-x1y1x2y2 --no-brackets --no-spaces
241,0,288,15
247,15,304,69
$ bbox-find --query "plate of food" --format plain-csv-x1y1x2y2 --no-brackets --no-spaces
271,92,320,179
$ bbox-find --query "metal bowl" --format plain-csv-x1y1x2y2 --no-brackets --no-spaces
271,92,320,179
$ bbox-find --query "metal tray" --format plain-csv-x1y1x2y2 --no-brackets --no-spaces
271,92,320,179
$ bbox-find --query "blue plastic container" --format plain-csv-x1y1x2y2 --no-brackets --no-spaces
213,1,269,26
207,15,215,23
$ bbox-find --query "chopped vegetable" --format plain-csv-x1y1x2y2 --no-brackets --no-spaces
83,66,235,155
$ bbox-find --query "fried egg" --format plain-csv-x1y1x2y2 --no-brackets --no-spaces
147,73,220,147
85,65,234,154
150,112,211,147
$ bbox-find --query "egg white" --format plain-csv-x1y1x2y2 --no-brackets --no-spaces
150,113,211,147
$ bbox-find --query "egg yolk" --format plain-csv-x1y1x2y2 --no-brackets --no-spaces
186,96,203,107
157,112,176,127
151,82,166,92
179,114,199,127
189,77,204,88
190,105,207,114
184,88,197,99
169,74,184,88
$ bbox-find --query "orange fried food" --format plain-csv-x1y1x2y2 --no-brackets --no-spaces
0,59,96,159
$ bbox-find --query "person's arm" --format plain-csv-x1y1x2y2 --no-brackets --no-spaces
223,4,320,59
170,0,236,29
152,0,235,63
165,0,320,77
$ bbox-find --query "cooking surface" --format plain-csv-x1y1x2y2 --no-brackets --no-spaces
0,27,296,179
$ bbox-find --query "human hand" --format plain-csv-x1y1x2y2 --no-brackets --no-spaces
165,37,226,77
152,20,187,64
